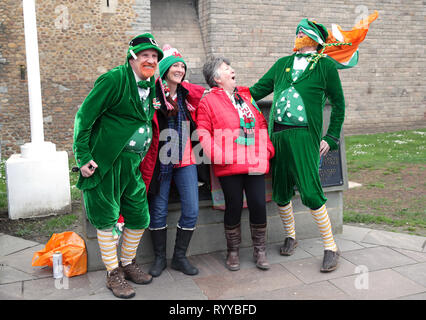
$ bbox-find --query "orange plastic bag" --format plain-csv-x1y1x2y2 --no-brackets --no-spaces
32,231,87,277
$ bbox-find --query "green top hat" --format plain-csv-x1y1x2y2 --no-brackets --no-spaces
296,19,329,45
127,33,164,61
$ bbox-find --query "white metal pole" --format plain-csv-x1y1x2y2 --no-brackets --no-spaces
22,0,44,144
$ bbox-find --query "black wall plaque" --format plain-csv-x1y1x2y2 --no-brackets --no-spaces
319,146,344,187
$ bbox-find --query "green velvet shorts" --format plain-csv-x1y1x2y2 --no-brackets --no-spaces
83,151,150,230
271,127,327,209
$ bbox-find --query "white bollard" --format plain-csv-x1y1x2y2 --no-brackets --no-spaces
5,0,71,219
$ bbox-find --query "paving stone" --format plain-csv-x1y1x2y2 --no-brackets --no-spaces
337,225,373,242
0,265,35,284
393,262,426,287
297,238,325,256
392,248,426,263
330,269,426,300
280,255,358,284
355,241,380,248
134,278,207,300
169,245,312,282
267,242,312,263
194,264,303,300
243,281,350,300
362,229,426,252
0,234,40,256
297,237,363,257
0,244,51,279
22,274,93,300
168,251,228,281
341,246,417,272
396,292,426,300
0,282,23,299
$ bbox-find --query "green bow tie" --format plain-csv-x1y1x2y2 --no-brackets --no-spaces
137,80,154,89
295,52,313,58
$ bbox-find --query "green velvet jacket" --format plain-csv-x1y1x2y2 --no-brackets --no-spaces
249,54,345,150
73,61,155,190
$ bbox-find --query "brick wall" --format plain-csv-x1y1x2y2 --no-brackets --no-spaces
151,0,207,86
197,0,426,135
0,0,150,158
1,0,425,158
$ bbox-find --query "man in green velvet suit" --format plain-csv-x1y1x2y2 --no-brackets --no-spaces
250,19,345,273
73,33,163,299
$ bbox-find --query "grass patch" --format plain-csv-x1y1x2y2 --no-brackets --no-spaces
344,210,426,229
345,128,426,173
344,128,426,236
1,212,79,242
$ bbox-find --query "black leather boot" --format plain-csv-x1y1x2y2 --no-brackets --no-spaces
148,228,167,277
171,227,199,275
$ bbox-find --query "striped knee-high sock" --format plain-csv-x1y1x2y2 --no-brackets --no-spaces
120,228,145,267
97,229,119,272
310,205,337,252
278,202,296,239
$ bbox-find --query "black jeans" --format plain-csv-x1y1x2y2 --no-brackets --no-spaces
218,174,267,226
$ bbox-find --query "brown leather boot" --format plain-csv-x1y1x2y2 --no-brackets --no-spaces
120,259,153,285
250,223,270,270
224,223,241,271
106,267,135,299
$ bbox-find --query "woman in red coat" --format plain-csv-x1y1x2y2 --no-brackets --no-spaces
196,56,275,271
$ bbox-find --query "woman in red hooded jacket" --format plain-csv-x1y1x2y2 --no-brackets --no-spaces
196,56,275,271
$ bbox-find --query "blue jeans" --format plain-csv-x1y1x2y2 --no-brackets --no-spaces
149,164,199,230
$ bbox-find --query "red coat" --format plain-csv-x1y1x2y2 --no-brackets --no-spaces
196,86,274,177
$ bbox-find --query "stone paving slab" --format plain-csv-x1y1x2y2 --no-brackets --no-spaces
0,282,23,299
0,234,39,256
329,269,426,300
134,278,207,300
168,244,313,282
22,272,98,300
243,280,350,300
396,292,426,300
392,248,426,263
280,255,358,284
298,237,364,256
194,264,303,300
0,266,35,285
1,225,426,300
393,262,426,287
337,225,373,242
341,246,418,272
0,244,51,279
361,229,426,252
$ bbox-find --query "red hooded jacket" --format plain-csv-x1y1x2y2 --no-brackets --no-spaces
196,86,274,177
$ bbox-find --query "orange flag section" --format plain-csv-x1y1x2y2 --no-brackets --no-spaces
324,11,379,64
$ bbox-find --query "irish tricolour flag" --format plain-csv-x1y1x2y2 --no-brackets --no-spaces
325,11,378,69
